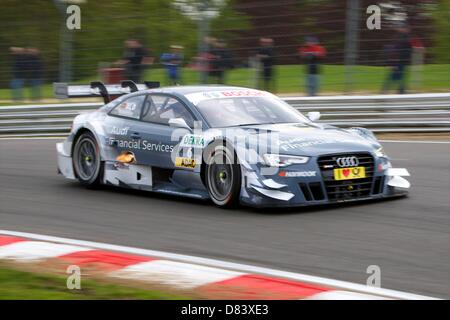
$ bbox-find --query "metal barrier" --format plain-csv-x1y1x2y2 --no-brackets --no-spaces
0,93,449,137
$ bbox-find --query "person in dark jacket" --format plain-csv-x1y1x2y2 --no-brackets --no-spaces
299,37,326,96
381,27,412,94
209,39,233,84
117,39,153,82
10,47,26,101
256,38,275,91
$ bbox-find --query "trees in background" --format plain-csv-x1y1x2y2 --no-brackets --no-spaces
428,0,450,63
0,0,447,88
0,0,247,86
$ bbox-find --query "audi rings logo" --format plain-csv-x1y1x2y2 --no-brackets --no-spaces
336,156,359,167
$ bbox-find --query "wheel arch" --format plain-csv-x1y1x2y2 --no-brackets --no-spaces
71,127,106,161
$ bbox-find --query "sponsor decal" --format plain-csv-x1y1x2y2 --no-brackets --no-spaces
110,126,129,136
278,171,317,177
116,151,136,164
142,140,173,152
279,139,329,151
108,138,174,153
175,157,196,169
220,90,265,97
185,90,268,105
119,102,137,111
180,134,205,148
202,92,221,99
278,137,360,152
108,138,140,150
185,147,193,158
333,166,366,180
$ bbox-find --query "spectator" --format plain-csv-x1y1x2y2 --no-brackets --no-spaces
410,37,425,90
256,38,275,91
161,45,184,85
116,39,153,82
197,36,216,84
209,39,233,84
381,26,412,94
299,37,326,96
26,47,44,101
10,47,26,101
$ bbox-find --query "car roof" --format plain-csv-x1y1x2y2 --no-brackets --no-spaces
142,85,262,96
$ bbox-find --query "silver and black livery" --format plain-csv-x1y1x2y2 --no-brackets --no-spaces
56,82,410,208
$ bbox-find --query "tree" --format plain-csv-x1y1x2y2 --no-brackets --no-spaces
428,0,450,63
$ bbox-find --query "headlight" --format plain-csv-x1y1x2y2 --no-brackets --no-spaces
263,154,310,167
375,147,387,158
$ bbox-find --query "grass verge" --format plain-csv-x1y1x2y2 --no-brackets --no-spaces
1,64,449,102
0,263,188,300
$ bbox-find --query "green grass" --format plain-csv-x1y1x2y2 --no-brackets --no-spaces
0,265,187,300
1,64,449,102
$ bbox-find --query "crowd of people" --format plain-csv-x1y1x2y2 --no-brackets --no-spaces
113,28,417,96
8,27,419,101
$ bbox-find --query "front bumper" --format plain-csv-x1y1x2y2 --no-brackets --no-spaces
56,141,75,180
240,154,410,208
241,187,408,208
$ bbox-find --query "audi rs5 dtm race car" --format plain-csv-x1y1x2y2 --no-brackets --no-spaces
55,81,410,208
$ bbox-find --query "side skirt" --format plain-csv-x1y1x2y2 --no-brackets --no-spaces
103,161,209,200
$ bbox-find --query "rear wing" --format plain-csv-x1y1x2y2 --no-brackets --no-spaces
54,80,160,104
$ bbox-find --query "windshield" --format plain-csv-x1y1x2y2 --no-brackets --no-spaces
195,96,311,128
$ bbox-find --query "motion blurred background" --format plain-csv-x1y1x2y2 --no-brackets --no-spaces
0,0,449,101
0,1,449,301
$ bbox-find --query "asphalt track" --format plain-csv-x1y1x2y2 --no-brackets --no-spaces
0,139,449,298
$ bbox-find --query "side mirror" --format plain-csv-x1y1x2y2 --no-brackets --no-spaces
307,111,321,122
168,118,191,131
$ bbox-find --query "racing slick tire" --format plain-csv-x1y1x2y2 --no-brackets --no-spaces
72,131,103,188
204,142,241,208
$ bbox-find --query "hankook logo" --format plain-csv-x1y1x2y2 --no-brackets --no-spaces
336,156,359,167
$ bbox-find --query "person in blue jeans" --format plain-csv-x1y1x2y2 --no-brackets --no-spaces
381,27,412,94
10,47,26,101
161,45,183,85
306,74,319,97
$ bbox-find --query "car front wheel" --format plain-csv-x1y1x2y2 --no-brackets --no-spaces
205,144,241,208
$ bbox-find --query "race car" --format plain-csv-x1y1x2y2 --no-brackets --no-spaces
55,81,410,208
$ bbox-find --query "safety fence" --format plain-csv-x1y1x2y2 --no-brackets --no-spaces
0,93,449,137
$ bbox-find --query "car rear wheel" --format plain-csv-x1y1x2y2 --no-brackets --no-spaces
205,144,241,208
73,132,103,187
